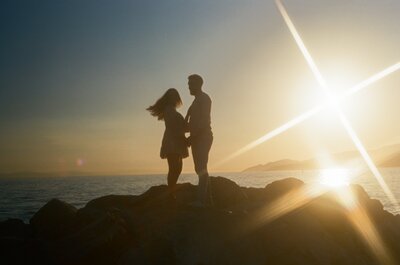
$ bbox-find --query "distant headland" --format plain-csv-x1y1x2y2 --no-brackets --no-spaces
243,144,400,172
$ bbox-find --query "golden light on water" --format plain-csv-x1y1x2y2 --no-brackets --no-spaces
317,168,356,209
319,168,350,188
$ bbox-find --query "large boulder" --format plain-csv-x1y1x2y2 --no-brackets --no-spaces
30,199,77,240
0,218,31,239
242,177,303,202
76,195,138,227
209,176,248,209
51,209,133,265
0,219,51,265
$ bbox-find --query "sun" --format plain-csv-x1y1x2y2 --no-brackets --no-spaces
319,168,350,188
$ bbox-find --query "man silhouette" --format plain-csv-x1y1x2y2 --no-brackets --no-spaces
185,74,213,207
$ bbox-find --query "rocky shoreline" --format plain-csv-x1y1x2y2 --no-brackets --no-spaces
1,176,400,265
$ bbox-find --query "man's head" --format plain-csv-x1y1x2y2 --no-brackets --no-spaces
188,74,203,96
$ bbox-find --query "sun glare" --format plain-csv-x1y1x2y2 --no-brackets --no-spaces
319,168,350,188
317,168,357,209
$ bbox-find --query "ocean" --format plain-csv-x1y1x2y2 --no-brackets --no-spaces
1,169,400,222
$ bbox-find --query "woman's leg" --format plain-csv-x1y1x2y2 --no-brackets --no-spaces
167,154,182,198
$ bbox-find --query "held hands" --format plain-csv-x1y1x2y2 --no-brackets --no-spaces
186,136,192,147
184,108,194,147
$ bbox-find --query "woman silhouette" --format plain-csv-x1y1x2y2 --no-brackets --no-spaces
147,88,189,199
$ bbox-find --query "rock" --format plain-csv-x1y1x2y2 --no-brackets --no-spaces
76,195,137,227
0,237,52,265
7,176,400,265
51,209,133,265
0,219,50,265
209,176,248,209
0,218,31,239
241,177,303,202
118,235,176,265
85,195,138,210
30,199,77,240
263,177,304,198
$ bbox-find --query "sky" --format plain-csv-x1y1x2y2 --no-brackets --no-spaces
0,0,399,175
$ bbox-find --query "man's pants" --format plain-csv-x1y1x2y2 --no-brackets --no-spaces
192,133,213,175
191,133,213,204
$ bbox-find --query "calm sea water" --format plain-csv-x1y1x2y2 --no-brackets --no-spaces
1,169,400,222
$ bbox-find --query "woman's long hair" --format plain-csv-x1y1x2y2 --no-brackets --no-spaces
147,88,182,120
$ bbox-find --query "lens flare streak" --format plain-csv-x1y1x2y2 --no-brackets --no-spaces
214,104,323,166
216,3,400,260
275,0,328,91
251,184,324,227
214,60,400,167
349,207,394,265
275,0,398,210
336,110,399,207
336,187,395,265
343,62,400,99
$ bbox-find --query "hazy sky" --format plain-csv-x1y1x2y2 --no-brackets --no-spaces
1,0,399,175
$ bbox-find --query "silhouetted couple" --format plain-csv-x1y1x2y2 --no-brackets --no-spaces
147,74,213,207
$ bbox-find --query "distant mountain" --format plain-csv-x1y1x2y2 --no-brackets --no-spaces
380,153,400,168
243,144,400,172
244,159,312,172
